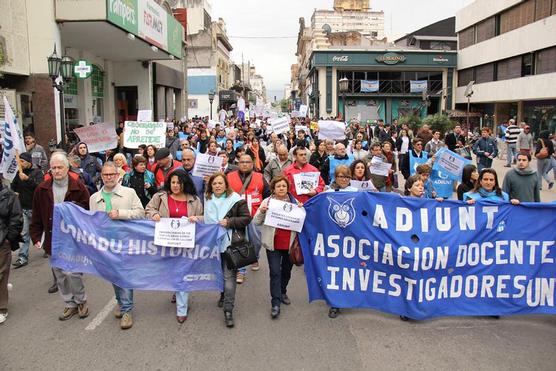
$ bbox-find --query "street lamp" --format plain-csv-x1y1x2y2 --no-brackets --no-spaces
47,45,74,147
464,81,475,130
338,76,349,120
208,90,215,120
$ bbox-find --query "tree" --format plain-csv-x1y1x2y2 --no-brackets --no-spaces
422,113,456,135
398,114,422,132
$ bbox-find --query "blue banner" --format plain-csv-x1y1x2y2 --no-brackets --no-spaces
51,202,226,292
298,192,556,319
361,80,379,93
410,80,428,93
409,151,428,175
432,148,472,182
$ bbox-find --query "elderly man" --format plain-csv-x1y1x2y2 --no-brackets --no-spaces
180,148,205,201
264,145,292,183
90,162,145,330
30,152,90,320
152,148,182,188
321,143,354,185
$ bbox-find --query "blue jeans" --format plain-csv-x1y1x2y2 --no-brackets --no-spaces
176,291,189,316
266,249,293,307
113,285,133,313
537,158,553,188
18,209,33,262
506,143,517,165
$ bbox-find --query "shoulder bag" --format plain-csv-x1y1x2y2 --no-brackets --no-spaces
222,204,257,270
536,139,548,159
289,236,304,266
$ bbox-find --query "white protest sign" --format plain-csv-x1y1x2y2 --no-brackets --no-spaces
192,153,223,177
295,125,308,135
293,172,320,195
435,149,467,180
291,110,300,118
166,121,174,130
299,105,308,117
263,198,306,233
369,156,392,177
318,120,346,140
270,117,290,135
74,123,118,153
154,218,196,248
137,110,152,122
123,121,166,149
350,179,378,192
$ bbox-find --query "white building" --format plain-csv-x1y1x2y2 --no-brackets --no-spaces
455,0,556,136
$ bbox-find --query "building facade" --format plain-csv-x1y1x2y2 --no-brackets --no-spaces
307,50,456,122
455,0,556,136
0,0,186,147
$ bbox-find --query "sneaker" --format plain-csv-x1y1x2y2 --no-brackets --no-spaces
271,306,280,319
177,315,187,323
0,312,7,324
281,294,291,305
114,305,123,319
251,262,260,271
328,307,340,319
12,259,28,269
59,307,78,321
120,312,133,330
171,293,176,303
77,302,89,319
224,311,234,328
236,272,245,284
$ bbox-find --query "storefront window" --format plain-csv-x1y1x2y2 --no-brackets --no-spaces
91,65,105,98
64,78,78,95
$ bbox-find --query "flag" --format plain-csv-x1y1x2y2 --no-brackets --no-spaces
1,96,25,181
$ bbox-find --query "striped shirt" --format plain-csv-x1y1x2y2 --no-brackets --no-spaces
505,125,521,144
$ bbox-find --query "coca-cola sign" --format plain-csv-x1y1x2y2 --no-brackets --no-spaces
332,55,349,62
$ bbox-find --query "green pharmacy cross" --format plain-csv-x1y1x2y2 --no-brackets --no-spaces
73,60,92,79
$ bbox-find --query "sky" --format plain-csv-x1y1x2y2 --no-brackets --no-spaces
210,0,474,101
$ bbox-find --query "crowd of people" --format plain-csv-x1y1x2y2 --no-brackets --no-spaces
0,113,555,328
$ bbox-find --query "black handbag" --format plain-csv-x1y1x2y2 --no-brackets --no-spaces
222,230,257,270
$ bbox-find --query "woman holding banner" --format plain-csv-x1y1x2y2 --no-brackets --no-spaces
145,169,203,323
463,168,512,203
349,160,372,182
254,175,302,319
189,173,251,328
325,165,358,193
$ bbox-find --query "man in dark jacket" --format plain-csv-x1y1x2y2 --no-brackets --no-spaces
76,142,101,184
10,152,44,268
0,179,23,324
502,153,540,202
30,152,90,320
473,127,498,171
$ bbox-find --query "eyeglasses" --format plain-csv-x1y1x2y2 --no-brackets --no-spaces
238,161,252,164
336,175,350,179
101,173,118,178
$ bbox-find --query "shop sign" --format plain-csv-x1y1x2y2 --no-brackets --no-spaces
433,55,449,63
332,55,349,62
64,95,78,108
376,52,406,65
73,60,92,79
106,0,183,58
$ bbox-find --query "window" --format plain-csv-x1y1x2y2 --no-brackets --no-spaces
500,0,535,34
476,17,496,43
458,68,474,87
536,46,556,74
64,78,78,95
188,99,198,109
522,53,534,76
497,56,521,80
91,65,104,98
458,27,475,49
535,0,552,20
475,63,495,84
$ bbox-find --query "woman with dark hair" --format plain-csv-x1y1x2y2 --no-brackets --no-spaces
382,141,397,191
286,131,296,150
309,140,328,173
254,175,302,319
350,159,372,181
122,155,157,207
457,164,478,201
351,139,368,161
145,145,157,172
189,172,251,328
535,130,555,190
463,168,511,203
404,174,424,198
396,129,412,179
245,137,266,172
136,144,147,158
145,169,203,323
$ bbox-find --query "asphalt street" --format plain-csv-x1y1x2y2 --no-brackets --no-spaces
1,157,555,371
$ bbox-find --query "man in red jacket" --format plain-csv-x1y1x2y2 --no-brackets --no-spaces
30,152,90,321
283,146,325,204
152,148,182,188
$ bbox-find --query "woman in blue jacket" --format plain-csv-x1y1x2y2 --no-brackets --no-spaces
463,168,513,204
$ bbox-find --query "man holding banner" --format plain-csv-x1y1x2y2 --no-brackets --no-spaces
90,162,145,330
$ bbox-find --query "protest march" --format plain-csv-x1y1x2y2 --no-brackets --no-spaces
1,92,555,333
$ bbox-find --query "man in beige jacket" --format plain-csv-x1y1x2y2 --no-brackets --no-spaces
89,162,145,330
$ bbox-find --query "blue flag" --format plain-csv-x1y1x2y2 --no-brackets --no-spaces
51,202,225,292
298,192,556,319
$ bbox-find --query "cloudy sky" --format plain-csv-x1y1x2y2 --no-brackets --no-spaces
211,0,474,100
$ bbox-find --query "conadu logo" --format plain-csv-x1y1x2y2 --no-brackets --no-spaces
109,0,137,27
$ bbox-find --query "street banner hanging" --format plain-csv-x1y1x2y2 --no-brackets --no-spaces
74,122,118,153
361,80,379,93
263,198,306,233
192,153,223,178
1,96,25,181
51,202,225,292
318,120,346,140
298,192,556,320
123,121,166,149
410,80,428,93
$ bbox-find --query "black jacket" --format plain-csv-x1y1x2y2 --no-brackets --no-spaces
10,166,44,209
0,186,23,250
225,199,252,244
309,151,327,172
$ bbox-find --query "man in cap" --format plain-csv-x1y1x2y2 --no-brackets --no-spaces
152,148,182,188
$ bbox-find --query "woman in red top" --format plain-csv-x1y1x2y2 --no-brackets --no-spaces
253,175,303,319
145,169,203,323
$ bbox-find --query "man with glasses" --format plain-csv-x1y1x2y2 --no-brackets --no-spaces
321,143,354,185
404,138,428,176
283,146,325,204
30,152,90,319
90,162,145,330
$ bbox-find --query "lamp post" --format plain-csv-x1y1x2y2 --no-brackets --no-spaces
338,76,349,120
208,90,215,120
47,45,74,147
